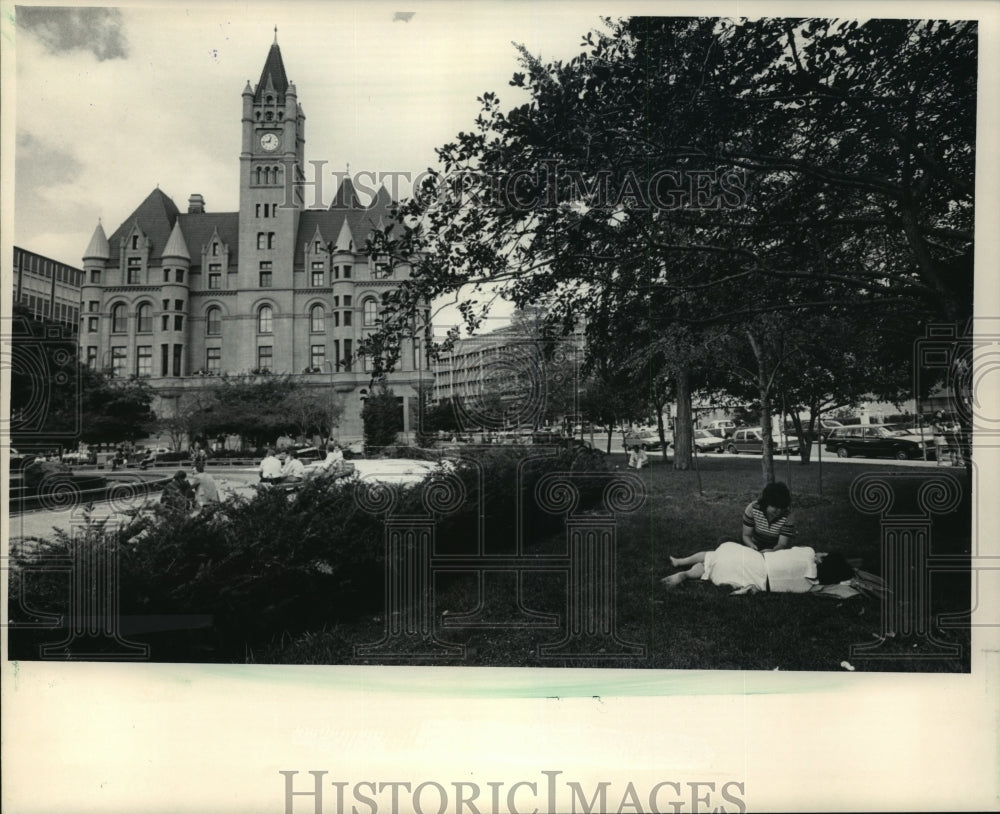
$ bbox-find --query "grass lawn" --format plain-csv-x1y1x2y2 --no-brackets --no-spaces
262,454,972,672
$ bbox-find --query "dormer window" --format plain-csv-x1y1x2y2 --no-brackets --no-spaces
127,256,141,284
131,235,139,250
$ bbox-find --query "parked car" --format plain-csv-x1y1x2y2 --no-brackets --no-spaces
671,429,726,454
726,427,800,455
624,425,669,452
824,425,935,460
694,428,727,452
787,418,845,442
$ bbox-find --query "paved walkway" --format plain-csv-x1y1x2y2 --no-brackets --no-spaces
8,460,442,544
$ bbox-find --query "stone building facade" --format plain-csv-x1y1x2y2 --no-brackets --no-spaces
78,37,432,445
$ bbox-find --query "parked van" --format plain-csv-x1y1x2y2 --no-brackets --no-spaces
705,419,737,438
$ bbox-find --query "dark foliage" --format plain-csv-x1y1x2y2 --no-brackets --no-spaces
8,446,610,662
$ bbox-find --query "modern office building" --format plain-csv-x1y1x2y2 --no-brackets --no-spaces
12,247,83,333
431,307,584,431
78,36,432,443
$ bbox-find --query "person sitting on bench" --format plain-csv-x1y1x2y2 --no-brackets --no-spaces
258,448,283,484
279,448,306,484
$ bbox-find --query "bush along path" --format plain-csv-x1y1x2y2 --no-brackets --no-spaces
7,445,613,662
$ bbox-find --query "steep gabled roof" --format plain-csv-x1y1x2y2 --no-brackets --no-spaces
329,176,362,210
254,41,289,103
371,184,393,211
296,184,397,268
106,188,180,267
176,212,241,269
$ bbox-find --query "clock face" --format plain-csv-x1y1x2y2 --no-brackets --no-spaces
260,133,280,152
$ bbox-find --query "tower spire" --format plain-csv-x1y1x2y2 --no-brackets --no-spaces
254,33,289,102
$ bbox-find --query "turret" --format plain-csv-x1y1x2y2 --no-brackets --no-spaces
160,220,191,377
81,221,110,340
242,80,254,154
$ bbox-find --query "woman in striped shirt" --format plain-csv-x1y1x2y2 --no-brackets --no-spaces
742,481,796,551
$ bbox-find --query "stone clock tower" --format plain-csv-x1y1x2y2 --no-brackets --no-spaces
238,33,305,272
235,33,306,367
81,33,435,446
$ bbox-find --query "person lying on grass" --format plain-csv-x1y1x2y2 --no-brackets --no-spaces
742,481,796,551
661,541,855,594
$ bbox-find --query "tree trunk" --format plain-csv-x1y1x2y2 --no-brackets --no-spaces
747,332,776,484
788,410,812,464
656,409,669,462
673,365,693,471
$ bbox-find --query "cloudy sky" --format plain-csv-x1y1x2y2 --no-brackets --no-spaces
9,1,628,330
6,1,998,333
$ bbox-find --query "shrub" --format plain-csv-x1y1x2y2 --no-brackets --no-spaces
376,445,442,462
8,445,613,662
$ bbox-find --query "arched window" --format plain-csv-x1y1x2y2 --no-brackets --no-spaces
257,305,273,334
111,303,127,333
136,302,152,333
363,298,378,327
274,165,282,184
310,304,325,333
206,306,221,336
256,166,263,185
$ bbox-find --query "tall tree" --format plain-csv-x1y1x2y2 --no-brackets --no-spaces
363,16,974,479
198,374,300,449
10,304,157,447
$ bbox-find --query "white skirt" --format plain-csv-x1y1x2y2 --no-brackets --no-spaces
702,542,818,593
702,542,767,591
